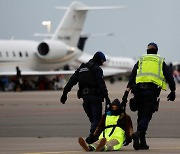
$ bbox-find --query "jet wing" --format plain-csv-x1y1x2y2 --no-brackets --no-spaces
0,68,128,77
0,70,75,76
102,68,128,76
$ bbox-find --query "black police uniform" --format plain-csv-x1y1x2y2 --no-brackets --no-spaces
127,59,176,149
61,56,110,141
122,43,176,150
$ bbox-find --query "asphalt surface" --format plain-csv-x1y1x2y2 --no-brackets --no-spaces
0,81,180,154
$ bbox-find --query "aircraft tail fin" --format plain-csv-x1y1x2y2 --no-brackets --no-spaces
51,2,126,47
51,2,88,47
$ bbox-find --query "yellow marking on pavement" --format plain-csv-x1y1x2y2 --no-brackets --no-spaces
23,151,82,154
22,146,180,153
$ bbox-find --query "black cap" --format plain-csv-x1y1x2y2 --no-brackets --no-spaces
148,42,158,51
92,51,106,65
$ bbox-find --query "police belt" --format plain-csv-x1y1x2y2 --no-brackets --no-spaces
137,83,158,90
81,88,97,95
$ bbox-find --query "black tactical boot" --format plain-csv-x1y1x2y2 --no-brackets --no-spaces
139,134,149,150
132,131,140,150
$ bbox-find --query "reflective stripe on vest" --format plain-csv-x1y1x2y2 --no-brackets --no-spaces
99,115,125,150
136,54,167,90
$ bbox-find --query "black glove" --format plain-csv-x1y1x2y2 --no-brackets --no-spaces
121,90,129,106
121,100,127,108
60,93,67,104
167,91,175,101
123,137,132,146
105,97,111,112
105,97,111,105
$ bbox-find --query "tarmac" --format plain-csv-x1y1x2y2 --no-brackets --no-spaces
1,137,180,154
0,81,180,154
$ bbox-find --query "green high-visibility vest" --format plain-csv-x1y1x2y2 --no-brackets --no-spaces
136,54,167,90
99,115,125,150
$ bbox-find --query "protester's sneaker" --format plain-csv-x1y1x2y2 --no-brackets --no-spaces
78,137,90,151
95,138,107,152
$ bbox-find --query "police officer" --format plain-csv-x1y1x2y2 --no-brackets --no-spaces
122,42,176,150
60,51,111,143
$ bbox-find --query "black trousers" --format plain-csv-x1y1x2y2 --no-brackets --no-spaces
135,89,157,135
82,95,102,134
137,112,153,134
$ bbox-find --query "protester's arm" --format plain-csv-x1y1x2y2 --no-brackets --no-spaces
123,113,133,146
93,114,106,138
124,114,133,138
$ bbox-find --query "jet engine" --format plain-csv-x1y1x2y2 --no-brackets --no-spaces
37,40,74,61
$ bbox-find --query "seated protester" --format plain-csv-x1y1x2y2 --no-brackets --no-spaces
79,99,133,151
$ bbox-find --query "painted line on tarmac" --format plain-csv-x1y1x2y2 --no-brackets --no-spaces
23,151,82,154
151,146,180,150
23,147,180,153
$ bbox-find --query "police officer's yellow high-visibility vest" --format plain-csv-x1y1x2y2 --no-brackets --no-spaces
99,115,125,150
136,54,167,90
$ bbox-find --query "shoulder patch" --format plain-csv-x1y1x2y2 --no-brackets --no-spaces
79,67,89,73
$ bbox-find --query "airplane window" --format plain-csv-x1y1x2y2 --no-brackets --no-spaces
58,36,62,40
25,52,28,57
6,51,9,57
12,51,16,57
64,36,71,40
19,52,22,57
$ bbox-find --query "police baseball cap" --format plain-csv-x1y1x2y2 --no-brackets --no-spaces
95,51,106,62
148,42,158,51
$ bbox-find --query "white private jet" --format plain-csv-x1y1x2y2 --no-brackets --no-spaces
70,52,136,83
0,1,125,76
68,32,136,83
